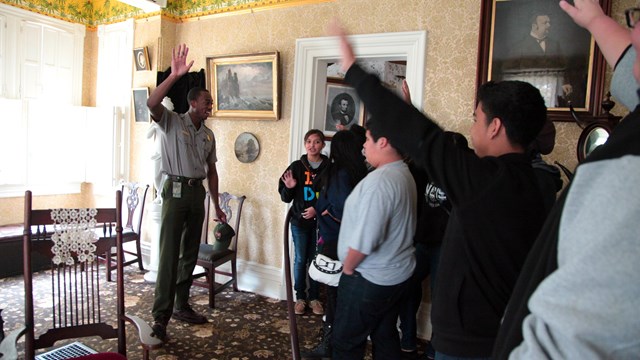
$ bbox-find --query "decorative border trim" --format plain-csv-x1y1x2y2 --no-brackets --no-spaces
0,0,334,28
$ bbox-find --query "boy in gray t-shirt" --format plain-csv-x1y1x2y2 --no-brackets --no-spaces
333,119,416,359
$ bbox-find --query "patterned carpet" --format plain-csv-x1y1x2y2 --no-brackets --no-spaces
0,267,332,360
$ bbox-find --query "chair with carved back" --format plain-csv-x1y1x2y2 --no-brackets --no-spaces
192,192,246,308
102,183,149,282
14,190,162,360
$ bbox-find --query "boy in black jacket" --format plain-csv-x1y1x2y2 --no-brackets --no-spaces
494,0,640,357
329,23,554,359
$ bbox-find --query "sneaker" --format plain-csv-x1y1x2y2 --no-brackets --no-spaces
151,320,167,342
294,299,306,315
309,300,324,315
172,306,207,324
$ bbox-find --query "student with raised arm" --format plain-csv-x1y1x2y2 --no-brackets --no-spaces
493,0,640,357
329,20,553,359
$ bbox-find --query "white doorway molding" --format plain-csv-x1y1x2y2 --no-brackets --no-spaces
289,30,427,163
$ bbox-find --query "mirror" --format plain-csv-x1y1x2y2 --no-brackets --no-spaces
577,122,611,162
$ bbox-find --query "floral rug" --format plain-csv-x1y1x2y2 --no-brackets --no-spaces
0,268,329,360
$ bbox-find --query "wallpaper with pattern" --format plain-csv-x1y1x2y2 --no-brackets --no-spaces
1,0,635,271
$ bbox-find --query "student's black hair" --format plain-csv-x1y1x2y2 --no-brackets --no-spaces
477,80,546,149
320,130,367,194
365,117,404,157
349,124,366,148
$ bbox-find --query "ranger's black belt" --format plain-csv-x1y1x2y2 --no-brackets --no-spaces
167,175,203,187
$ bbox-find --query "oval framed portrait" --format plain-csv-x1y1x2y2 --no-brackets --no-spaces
234,132,260,163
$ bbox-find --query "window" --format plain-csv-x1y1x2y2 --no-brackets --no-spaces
0,4,129,197
0,98,117,197
97,20,134,189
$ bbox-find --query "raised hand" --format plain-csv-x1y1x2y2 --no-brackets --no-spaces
171,44,194,77
327,19,356,72
281,169,297,189
559,0,605,29
559,0,631,68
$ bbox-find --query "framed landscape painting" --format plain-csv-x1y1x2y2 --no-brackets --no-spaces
206,52,280,120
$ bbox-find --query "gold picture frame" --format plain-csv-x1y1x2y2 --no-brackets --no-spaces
476,0,611,122
206,52,280,120
133,47,151,71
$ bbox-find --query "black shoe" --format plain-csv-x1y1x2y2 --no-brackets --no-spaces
172,306,207,324
151,321,167,342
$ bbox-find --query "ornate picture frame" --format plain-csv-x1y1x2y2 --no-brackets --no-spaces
322,78,365,137
206,52,280,120
133,47,150,71
476,0,612,122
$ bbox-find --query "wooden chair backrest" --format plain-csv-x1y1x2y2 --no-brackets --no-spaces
121,183,149,234
201,192,246,250
22,190,126,359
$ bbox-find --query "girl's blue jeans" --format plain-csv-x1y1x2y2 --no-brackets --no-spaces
290,223,319,300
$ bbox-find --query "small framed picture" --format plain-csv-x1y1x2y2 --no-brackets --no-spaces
323,78,365,137
234,132,260,163
132,87,150,123
133,47,151,71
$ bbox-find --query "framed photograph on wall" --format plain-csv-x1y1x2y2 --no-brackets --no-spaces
132,87,150,123
323,78,365,137
206,52,280,120
476,0,611,122
133,47,151,71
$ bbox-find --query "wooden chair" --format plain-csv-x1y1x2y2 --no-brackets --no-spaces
102,183,149,282
14,190,162,360
192,192,246,308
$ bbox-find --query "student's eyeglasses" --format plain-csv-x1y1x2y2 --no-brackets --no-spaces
625,7,640,28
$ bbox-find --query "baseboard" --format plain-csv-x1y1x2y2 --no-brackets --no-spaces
236,260,284,300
